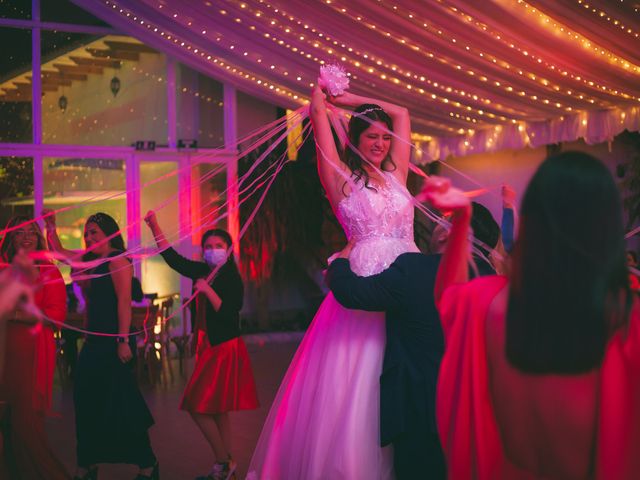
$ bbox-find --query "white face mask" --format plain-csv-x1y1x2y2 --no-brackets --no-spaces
203,248,227,267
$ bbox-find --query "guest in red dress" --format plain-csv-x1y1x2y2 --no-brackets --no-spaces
0,216,70,480
424,152,640,479
145,211,258,480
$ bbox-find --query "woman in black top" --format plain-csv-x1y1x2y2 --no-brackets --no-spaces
45,211,157,480
145,211,258,480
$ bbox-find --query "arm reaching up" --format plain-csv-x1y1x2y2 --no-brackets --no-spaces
310,84,348,208
328,91,411,182
419,177,472,306
42,209,79,262
144,210,170,251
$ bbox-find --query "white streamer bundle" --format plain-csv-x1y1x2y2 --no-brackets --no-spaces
318,63,350,96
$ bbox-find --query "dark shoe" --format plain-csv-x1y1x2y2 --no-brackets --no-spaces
134,462,159,480
73,466,98,480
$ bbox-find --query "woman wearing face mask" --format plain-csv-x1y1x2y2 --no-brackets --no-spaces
145,211,258,480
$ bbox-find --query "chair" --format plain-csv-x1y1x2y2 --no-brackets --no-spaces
157,297,175,385
132,304,160,385
170,298,194,376
55,311,84,384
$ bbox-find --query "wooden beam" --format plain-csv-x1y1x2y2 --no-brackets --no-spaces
86,47,139,61
70,55,121,69
27,75,73,86
54,63,104,75
12,82,32,90
103,40,157,53
41,70,87,81
0,94,32,102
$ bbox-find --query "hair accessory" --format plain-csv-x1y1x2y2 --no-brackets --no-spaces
358,106,384,115
318,63,350,96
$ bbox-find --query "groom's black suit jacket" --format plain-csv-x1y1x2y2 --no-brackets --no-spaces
326,252,444,447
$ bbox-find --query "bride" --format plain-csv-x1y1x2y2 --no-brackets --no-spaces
247,84,417,479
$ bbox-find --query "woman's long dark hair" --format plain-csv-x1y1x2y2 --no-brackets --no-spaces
506,151,631,374
0,216,46,263
83,212,126,261
342,103,396,191
202,228,241,279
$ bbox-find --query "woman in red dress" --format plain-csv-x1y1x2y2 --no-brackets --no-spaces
0,216,70,479
145,211,258,480
425,151,640,479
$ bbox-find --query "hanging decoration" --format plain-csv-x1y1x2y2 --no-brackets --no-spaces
58,95,68,112
110,76,121,97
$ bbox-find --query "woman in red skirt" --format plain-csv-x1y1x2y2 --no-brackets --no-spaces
0,216,70,479
145,211,259,480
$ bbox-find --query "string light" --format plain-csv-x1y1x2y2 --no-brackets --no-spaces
575,0,639,39
220,0,502,131
241,2,624,131
366,0,640,106
101,0,307,107
95,0,640,143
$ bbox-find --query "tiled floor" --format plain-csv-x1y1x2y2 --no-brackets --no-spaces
47,334,303,480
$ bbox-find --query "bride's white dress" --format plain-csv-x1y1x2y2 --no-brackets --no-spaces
247,172,419,480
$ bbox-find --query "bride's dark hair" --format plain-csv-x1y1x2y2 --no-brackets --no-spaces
342,103,396,192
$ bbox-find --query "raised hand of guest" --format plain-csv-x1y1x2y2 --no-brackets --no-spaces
143,210,158,229
417,176,471,214
144,210,170,251
41,208,57,230
502,184,516,209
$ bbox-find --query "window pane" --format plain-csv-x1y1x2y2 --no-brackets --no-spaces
43,157,126,279
192,162,227,244
41,33,167,146
177,64,224,148
41,0,109,26
237,90,279,140
0,157,34,227
0,27,32,142
0,1,31,19
140,160,180,298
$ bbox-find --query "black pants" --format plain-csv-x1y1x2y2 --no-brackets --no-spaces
393,430,446,480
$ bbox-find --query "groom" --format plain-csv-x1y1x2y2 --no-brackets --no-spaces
326,243,446,479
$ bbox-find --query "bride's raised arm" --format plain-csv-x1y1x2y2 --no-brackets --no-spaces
310,85,348,208
329,91,411,183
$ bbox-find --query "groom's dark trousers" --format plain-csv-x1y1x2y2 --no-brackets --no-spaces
326,253,446,479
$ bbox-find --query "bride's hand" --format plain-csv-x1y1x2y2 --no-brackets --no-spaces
326,91,357,108
311,84,327,103
417,176,470,214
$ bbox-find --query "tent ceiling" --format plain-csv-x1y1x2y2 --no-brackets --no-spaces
75,0,640,159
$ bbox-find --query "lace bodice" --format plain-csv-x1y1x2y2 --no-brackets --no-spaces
336,172,419,277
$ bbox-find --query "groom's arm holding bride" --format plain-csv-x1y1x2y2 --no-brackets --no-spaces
326,240,407,312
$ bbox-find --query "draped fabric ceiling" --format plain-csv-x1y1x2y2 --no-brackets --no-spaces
76,0,640,161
